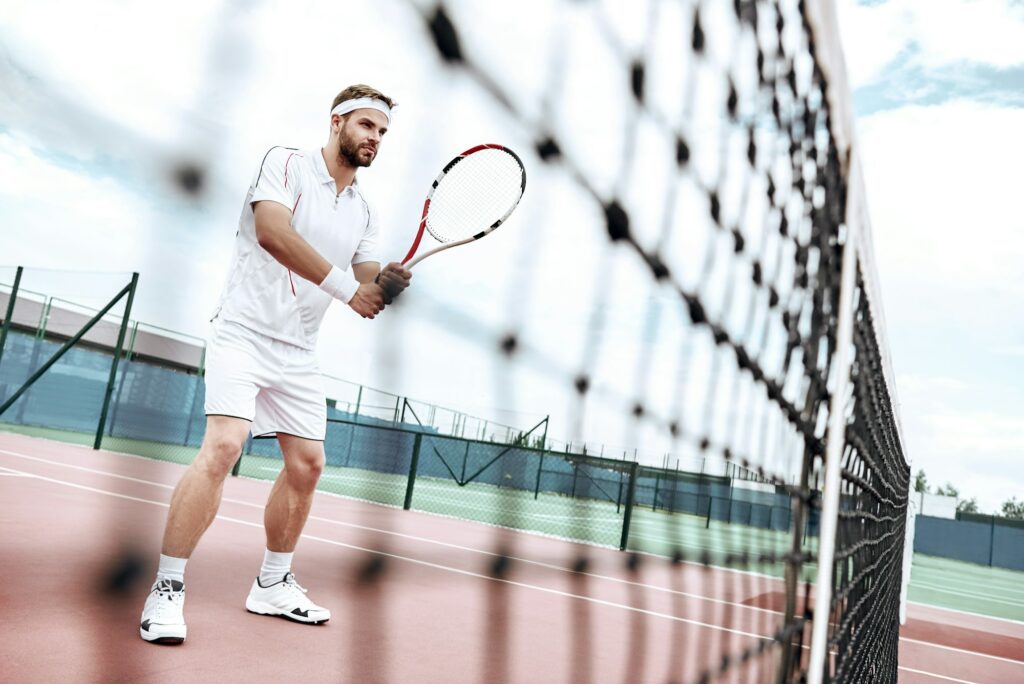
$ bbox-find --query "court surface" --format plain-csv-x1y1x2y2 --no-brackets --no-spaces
2,431,1022,682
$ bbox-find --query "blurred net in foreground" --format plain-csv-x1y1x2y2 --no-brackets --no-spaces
382,0,910,682
2,0,911,681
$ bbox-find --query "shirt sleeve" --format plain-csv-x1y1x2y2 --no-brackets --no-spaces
250,146,303,211
352,196,382,265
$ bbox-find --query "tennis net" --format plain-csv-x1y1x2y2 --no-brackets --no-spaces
0,0,911,681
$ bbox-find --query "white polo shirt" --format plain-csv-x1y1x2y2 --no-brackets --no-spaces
211,146,380,350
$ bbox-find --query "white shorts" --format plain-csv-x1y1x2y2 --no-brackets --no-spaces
203,319,326,441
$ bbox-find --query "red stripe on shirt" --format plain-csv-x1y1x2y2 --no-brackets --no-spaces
284,152,302,189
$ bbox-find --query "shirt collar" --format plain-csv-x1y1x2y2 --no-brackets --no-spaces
314,148,361,196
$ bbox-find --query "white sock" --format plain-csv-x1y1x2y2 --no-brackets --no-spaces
259,549,293,586
156,553,188,584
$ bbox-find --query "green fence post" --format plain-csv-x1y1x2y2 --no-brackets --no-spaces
182,373,202,446
36,298,51,339
353,384,363,421
652,470,661,512
533,449,545,499
94,273,139,450
106,358,131,437
989,516,995,567
403,433,423,510
231,448,243,476
0,278,136,419
619,460,639,551
0,265,23,370
460,440,469,483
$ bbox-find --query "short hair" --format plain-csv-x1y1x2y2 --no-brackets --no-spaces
331,84,397,114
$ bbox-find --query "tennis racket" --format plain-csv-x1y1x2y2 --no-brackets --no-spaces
401,144,526,268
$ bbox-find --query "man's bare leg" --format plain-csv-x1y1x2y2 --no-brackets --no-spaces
264,433,325,552
141,415,251,643
161,416,252,557
244,434,330,624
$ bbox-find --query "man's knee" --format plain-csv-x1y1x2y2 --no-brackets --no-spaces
197,432,247,478
287,449,325,488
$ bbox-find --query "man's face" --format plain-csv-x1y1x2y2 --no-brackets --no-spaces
336,108,389,168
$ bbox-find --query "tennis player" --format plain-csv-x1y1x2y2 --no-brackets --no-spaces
140,85,411,644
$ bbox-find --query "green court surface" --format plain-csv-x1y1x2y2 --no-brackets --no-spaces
908,553,1024,622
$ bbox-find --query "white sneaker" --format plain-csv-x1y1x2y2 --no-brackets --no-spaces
140,578,187,644
245,572,331,624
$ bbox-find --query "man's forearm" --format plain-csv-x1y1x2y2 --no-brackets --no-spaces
258,226,334,285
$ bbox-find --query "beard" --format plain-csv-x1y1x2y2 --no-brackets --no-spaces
338,130,375,168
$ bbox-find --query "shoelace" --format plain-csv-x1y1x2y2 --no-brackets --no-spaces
281,573,308,595
280,573,319,608
151,580,184,620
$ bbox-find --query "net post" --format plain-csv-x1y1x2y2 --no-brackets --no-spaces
94,272,139,450
899,499,916,625
618,461,638,551
0,265,23,371
404,433,423,510
807,226,860,684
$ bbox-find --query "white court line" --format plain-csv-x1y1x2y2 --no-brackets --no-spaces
911,574,1024,598
899,637,1024,668
0,460,773,643
0,449,788,606
896,666,976,683
910,581,1024,609
906,600,1024,627
3,446,1023,670
5,459,1014,680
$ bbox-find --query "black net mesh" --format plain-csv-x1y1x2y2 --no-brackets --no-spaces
0,1,912,681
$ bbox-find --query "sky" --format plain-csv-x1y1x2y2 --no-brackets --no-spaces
0,0,1022,513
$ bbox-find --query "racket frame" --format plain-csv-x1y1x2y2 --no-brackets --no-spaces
401,143,526,268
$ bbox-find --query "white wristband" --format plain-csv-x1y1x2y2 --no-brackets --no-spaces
319,265,360,303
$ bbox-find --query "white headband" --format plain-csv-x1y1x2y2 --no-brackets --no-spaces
331,97,392,126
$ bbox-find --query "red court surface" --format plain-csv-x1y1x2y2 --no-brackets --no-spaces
2,431,1022,683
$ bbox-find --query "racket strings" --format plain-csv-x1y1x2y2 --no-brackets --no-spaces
426,149,524,243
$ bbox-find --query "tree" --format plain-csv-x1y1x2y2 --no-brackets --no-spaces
934,483,959,498
956,498,979,514
913,469,929,494
1002,497,1024,520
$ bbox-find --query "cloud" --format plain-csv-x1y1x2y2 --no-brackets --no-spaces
856,99,1024,292
836,0,1024,90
